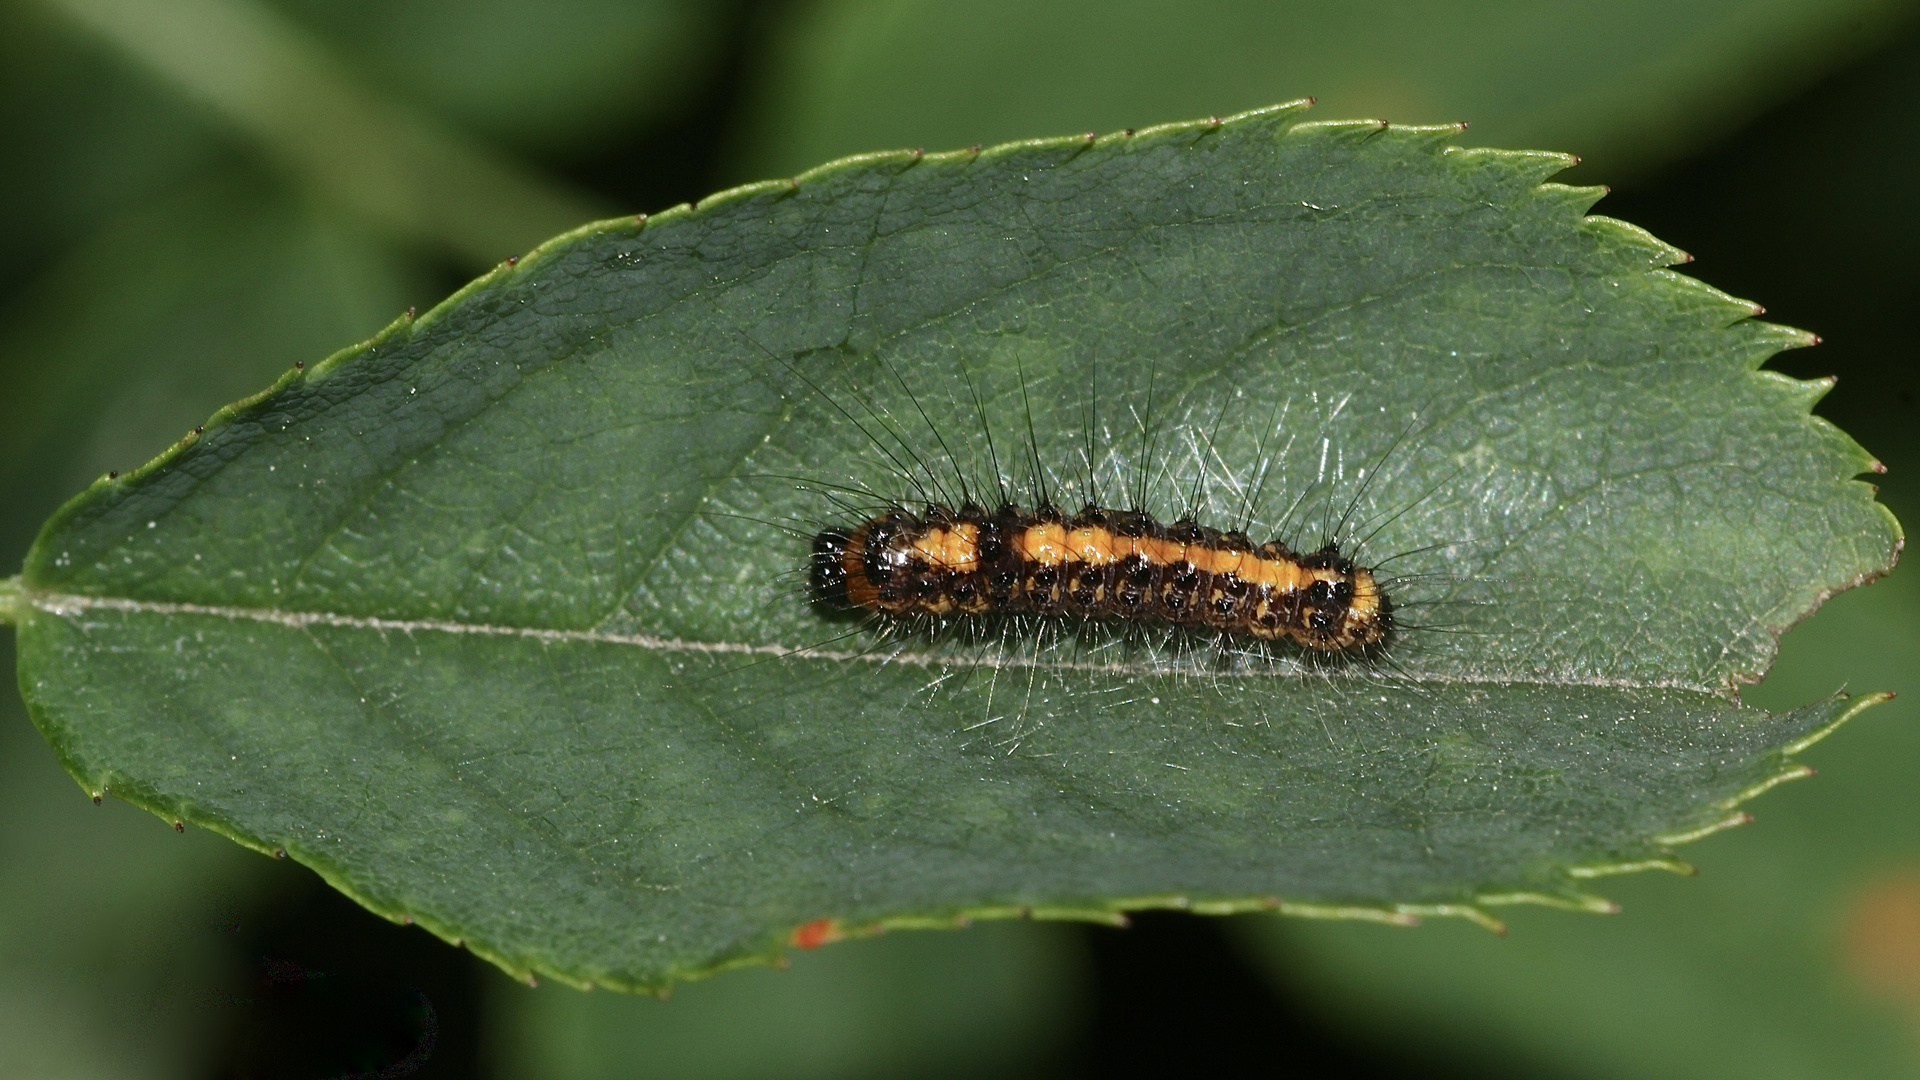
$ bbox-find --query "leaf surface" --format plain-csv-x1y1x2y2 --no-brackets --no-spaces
2,103,1898,989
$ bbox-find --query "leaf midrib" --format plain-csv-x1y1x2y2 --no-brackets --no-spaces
10,585,1720,694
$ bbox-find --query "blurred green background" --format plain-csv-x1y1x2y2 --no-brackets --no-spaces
3,0,1919,1075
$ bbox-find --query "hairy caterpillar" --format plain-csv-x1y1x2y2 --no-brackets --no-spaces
758,344,1456,681
811,502,1392,654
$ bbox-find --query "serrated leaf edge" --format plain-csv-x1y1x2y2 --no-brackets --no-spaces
32,691,1878,996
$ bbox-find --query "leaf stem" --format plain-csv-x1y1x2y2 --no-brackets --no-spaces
0,576,23,626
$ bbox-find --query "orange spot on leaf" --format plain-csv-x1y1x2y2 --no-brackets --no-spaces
790,919,838,949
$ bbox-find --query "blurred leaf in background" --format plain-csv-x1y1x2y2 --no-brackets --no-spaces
728,0,1916,182
271,0,727,156
492,921,1087,1080
2,0,1918,1075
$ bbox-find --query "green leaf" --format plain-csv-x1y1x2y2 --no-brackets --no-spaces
3,104,1898,990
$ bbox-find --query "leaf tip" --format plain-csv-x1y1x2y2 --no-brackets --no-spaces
1277,902,1421,928
1480,891,1619,915
1434,906,1508,935
1654,811,1754,846
1782,690,1893,756
1568,857,1697,879
1719,764,1818,809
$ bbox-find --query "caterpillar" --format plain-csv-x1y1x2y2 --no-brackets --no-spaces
737,340,1462,685
810,502,1391,654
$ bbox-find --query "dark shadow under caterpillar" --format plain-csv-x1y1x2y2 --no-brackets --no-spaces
811,500,1393,655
